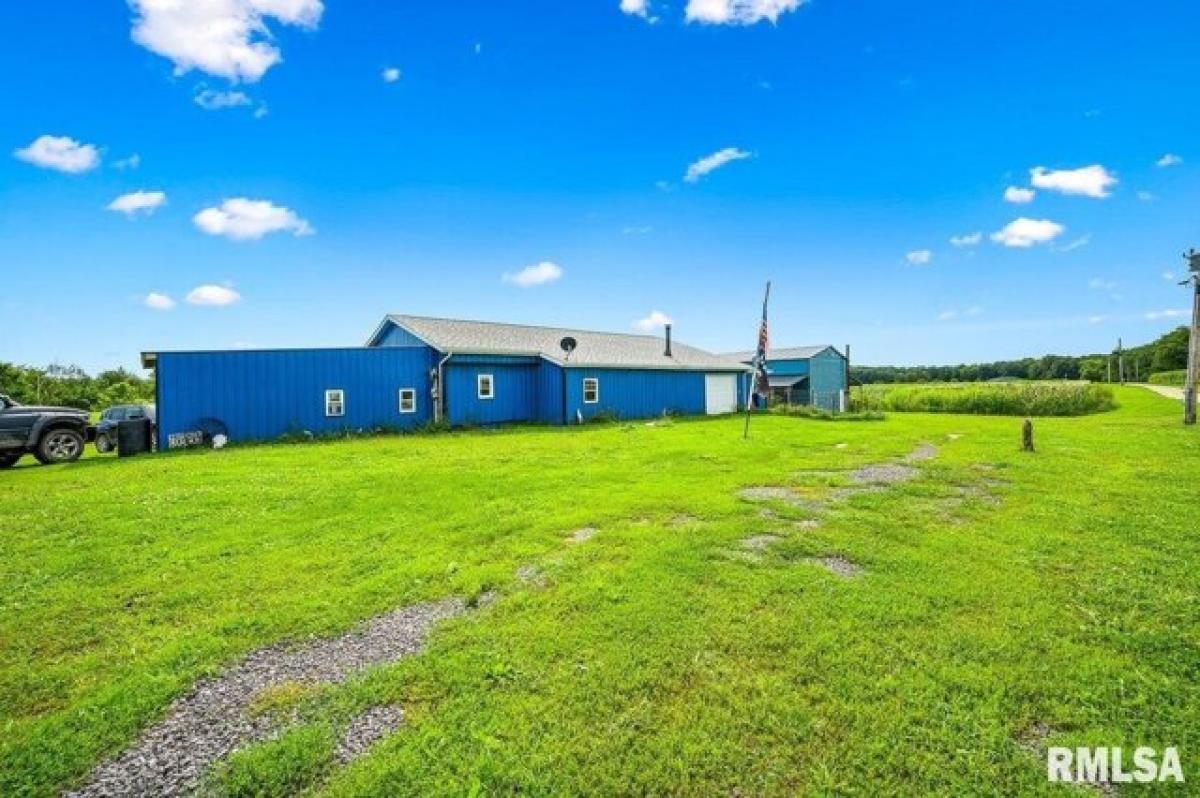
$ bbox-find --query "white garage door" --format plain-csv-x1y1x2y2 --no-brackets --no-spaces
704,373,737,415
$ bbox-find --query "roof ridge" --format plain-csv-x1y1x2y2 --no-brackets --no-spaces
392,313,683,343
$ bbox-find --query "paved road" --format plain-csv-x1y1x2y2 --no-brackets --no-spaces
1135,383,1184,401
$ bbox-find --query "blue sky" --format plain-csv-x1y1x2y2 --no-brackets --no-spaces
1,0,1196,372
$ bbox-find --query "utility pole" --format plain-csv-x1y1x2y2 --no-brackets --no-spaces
1117,338,1125,384
1183,249,1200,425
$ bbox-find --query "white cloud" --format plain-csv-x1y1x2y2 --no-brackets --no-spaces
186,284,242,307
991,217,1066,248
1137,190,1156,202
1029,165,1117,198
1157,153,1183,168
129,0,324,83
620,0,650,18
622,225,653,235
108,190,167,217
1004,186,1036,204
14,135,100,173
194,198,313,241
949,232,982,248
686,0,806,25
382,67,401,83
634,310,673,331
502,261,563,287
1146,309,1188,321
1088,277,1116,292
684,147,751,183
194,88,252,110
1163,271,1177,282
113,154,141,170
936,306,981,323
906,249,932,266
143,292,176,311
1058,234,1091,253
1088,315,1107,325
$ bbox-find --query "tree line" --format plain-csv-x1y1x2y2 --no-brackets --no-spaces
0,362,155,410
853,326,1189,385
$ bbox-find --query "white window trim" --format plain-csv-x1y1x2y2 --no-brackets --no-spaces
477,373,494,400
325,389,345,418
398,388,417,414
583,377,600,404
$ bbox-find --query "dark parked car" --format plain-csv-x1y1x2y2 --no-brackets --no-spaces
94,404,156,453
0,393,93,468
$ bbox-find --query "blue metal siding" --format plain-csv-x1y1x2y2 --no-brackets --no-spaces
536,360,565,424
157,348,435,448
764,358,811,377
370,321,428,348
566,369,706,421
445,360,539,426
808,349,847,410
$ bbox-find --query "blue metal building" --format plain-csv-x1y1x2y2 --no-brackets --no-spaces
726,345,849,412
143,315,749,448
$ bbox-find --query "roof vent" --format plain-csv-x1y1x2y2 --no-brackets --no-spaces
664,324,673,357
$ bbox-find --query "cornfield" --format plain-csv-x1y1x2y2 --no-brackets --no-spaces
851,382,1115,416
1149,370,1186,387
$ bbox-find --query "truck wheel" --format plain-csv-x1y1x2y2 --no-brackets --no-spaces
35,429,85,465
0,453,20,469
95,433,114,454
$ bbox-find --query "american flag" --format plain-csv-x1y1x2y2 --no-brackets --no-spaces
752,282,771,397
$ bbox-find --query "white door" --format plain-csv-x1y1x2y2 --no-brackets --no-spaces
704,373,737,415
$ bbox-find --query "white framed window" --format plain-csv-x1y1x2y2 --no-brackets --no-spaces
398,388,417,414
583,377,600,404
477,373,494,400
325,389,345,417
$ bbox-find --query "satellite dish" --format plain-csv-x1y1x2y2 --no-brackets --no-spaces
560,336,577,354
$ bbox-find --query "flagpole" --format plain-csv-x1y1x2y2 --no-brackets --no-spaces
743,280,771,439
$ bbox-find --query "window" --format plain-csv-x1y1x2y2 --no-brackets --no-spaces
477,374,494,400
583,377,600,404
325,389,345,417
398,388,416,414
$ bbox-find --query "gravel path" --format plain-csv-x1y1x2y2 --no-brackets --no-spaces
68,597,465,798
1135,383,1184,401
335,705,406,764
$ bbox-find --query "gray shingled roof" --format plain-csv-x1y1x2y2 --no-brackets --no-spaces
384,315,747,371
723,345,842,362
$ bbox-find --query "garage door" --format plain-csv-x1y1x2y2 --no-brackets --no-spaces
704,373,737,415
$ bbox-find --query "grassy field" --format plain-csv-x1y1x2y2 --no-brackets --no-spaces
2,386,1197,795
853,381,1115,416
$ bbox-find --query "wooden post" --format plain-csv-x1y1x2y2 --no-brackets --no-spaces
1022,419,1035,452
1186,276,1200,425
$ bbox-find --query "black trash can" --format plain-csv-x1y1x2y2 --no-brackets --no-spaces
117,418,153,458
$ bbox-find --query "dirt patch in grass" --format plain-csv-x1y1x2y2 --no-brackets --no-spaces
68,597,466,798
905,443,939,462
567,527,598,544
849,464,918,486
738,487,819,510
803,556,863,578
742,534,782,551
515,565,547,587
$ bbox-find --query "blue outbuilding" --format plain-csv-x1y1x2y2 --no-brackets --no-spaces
725,345,849,412
143,315,750,448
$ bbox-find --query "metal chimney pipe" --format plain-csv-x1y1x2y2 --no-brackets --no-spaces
664,324,673,357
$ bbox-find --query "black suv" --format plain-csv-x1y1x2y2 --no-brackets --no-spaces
94,404,156,454
0,394,93,468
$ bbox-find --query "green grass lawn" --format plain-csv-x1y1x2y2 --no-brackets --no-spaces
2,387,1197,795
